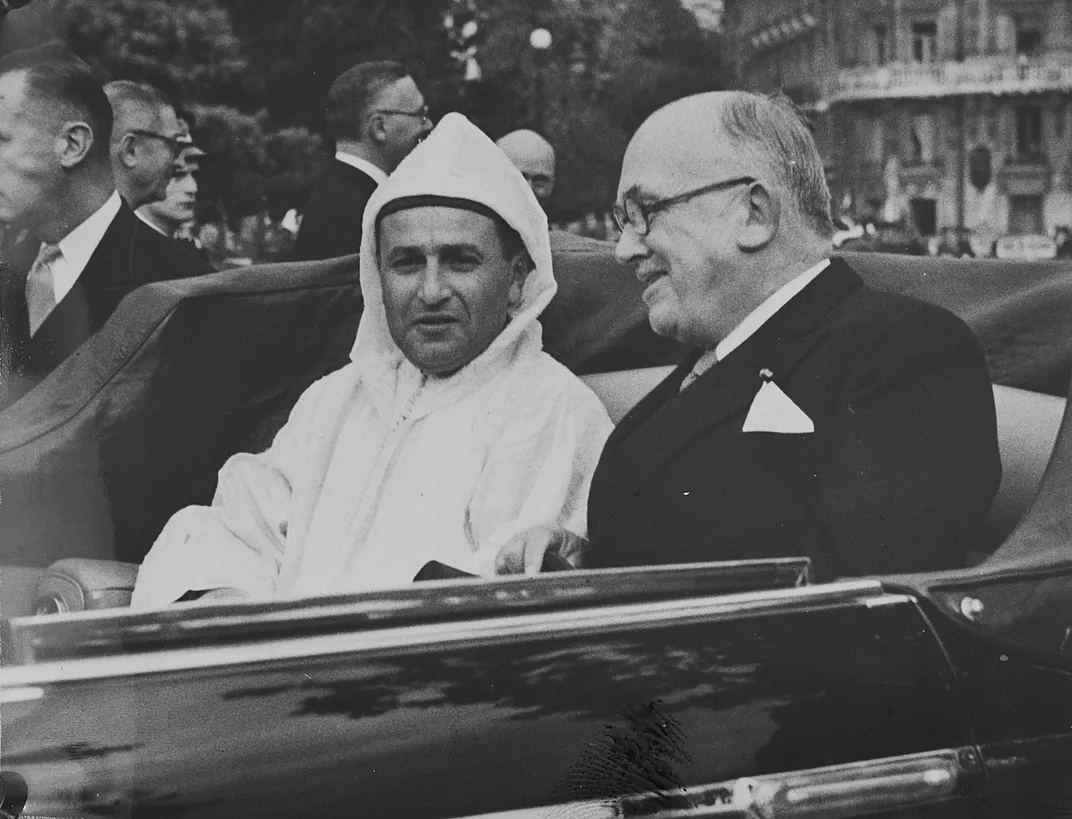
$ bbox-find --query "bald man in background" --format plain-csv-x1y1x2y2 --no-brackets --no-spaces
496,130,555,206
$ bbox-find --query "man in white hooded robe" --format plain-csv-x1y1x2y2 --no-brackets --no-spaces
132,113,613,607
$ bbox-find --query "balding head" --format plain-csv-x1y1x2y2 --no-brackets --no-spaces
613,91,833,347
105,80,183,208
629,92,832,238
496,130,555,203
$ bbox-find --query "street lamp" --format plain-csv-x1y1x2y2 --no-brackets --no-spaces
529,27,552,132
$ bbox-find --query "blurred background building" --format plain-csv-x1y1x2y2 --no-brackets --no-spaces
723,0,1072,249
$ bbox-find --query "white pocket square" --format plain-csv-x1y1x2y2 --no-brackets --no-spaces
742,380,814,434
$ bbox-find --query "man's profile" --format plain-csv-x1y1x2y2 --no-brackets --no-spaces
292,61,432,262
132,113,612,607
0,49,210,406
104,80,185,210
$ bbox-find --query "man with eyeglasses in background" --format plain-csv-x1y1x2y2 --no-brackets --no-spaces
0,50,210,406
496,90,1001,581
293,60,432,262
104,80,188,210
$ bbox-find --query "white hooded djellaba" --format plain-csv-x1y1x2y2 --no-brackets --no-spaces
132,114,613,607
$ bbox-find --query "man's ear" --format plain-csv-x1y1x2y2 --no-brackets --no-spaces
367,113,388,146
737,181,779,252
507,251,533,309
116,131,140,169
56,121,94,170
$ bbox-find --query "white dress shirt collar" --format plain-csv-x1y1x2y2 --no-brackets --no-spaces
51,190,123,303
334,151,388,186
715,258,831,362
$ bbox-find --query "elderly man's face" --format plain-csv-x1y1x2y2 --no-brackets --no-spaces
134,104,184,206
378,206,526,375
504,151,554,203
0,71,60,231
374,76,432,172
613,118,763,348
497,132,556,203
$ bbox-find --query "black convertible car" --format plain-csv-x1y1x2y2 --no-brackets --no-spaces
2,246,1072,818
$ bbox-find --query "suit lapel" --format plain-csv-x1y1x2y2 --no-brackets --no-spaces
605,260,864,508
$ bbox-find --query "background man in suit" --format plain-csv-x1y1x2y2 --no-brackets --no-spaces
104,80,184,210
496,129,555,206
292,60,432,262
497,90,1001,580
0,49,211,407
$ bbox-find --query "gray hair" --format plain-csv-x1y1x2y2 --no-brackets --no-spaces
104,80,172,143
325,61,409,141
718,92,833,238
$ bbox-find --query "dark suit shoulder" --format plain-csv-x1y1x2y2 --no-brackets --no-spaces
830,265,981,354
131,219,214,283
293,161,378,261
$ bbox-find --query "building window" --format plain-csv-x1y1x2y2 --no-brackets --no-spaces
1014,16,1042,57
874,25,889,65
908,114,937,164
911,21,937,63
1009,195,1044,234
1015,106,1044,161
910,198,938,236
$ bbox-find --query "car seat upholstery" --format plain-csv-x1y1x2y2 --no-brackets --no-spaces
6,249,1071,616
24,371,1064,616
0,256,364,576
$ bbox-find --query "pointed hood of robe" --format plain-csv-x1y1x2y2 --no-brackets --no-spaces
351,112,556,419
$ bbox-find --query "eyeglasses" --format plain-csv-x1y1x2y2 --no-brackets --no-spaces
613,175,757,237
374,105,431,123
129,129,187,158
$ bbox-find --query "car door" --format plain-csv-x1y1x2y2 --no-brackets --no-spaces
2,561,984,819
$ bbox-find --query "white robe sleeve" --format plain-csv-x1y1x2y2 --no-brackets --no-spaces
466,384,613,574
131,382,324,608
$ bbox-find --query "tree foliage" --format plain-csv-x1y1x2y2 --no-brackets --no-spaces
7,0,729,217
61,0,258,105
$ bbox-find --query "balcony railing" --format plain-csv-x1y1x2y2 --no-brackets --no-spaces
833,54,1072,102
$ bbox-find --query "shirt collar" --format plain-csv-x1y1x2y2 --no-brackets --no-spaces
136,209,169,236
334,151,388,186
52,190,122,303
715,258,831,362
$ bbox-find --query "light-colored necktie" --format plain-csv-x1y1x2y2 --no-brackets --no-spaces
679,348,720,393
25,242,62,337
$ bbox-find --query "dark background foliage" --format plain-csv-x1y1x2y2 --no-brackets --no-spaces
2,0,729,221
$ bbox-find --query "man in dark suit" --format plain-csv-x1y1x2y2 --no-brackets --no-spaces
497,91,1001,580
292,61,432,262
0,49,210,407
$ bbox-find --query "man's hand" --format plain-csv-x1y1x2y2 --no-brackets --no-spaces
494,525,591,575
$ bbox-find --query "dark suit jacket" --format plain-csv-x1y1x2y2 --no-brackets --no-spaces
292,159,379,261
0,203,212,406
587,259,1002,580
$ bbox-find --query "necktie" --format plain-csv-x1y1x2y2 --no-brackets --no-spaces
25,242,61,337
679,348,719,393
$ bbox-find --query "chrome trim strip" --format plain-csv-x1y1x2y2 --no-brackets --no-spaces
453,748,968,819
2,580,885,687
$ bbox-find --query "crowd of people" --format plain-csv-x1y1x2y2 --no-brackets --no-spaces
0,46,1004,607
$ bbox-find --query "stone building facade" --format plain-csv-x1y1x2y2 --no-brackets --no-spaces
722,0,1072,244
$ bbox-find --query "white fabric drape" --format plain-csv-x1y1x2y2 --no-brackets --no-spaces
132,114,612,607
